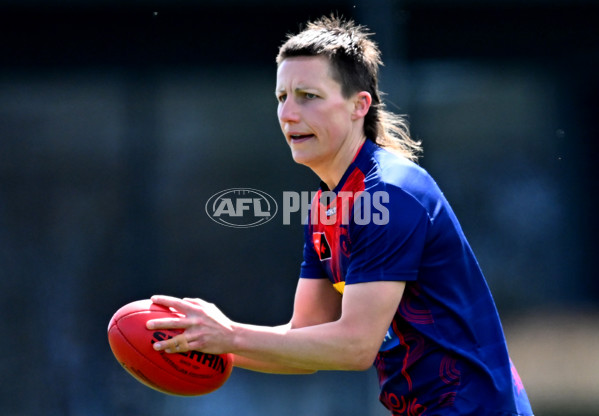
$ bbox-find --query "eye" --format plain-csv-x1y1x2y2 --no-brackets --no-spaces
276,93,287,103
304,92,318,100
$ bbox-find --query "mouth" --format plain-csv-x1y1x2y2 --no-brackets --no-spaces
289,133,315,143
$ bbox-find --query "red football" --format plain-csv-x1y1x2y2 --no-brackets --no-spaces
107,299,233,396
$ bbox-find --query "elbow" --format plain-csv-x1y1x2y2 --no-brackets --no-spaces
301,368,319,375
339,343,378,371
351,352,378,371
332,326,381,371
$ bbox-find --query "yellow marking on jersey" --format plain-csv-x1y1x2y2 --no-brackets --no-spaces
333,281,345,294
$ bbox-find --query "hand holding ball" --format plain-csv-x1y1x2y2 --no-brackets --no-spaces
107,299,233,396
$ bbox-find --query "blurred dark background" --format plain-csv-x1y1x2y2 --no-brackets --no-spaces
1,0,598,415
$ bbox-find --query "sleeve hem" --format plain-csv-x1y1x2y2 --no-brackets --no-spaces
346,272,418,284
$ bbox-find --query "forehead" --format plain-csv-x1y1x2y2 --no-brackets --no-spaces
276,56,339,89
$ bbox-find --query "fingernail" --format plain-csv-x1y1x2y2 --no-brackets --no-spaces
153,342,162,350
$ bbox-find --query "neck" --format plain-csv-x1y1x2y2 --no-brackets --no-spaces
313,136,366,190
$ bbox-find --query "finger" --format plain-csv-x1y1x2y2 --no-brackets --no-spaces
167,335,189,353
146,316,188,330
153,334,189,353
151,294,188,310
152,295,206,316
182,297,209,307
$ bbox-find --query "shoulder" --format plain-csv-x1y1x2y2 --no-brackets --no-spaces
364,145,442,212
346,149,433,236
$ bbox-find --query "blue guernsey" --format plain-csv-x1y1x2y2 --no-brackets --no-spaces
300,139,533,416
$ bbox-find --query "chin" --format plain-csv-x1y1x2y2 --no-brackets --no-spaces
290,149,316,166
288,139,327,169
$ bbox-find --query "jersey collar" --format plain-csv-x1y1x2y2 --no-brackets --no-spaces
318,139,376,193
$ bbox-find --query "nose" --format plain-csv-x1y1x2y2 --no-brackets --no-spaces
278,97,300,124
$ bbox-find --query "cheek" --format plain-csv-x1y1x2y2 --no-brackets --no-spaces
320,110,350,139
276,107,285,129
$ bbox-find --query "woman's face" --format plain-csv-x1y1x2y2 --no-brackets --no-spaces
275,56,360,172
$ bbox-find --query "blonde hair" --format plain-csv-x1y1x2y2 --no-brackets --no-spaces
277,15,421,161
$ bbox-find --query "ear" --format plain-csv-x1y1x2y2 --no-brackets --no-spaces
351,91,372,120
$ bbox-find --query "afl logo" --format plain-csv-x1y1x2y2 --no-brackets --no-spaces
205,188,278,228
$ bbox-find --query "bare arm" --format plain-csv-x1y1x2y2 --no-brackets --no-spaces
230,323,311,374
148,279,405,372
229,280,405,371
232,278,341,373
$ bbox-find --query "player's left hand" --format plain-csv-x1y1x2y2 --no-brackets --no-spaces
146,295,235,355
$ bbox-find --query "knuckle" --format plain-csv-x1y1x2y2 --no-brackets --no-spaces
189,316,203,326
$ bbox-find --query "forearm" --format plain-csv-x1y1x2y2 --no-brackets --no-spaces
232,354,315,374
230,320,376,372
231,322,316,374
